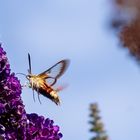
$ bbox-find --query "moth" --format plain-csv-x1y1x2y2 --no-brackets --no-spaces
19,53,70,105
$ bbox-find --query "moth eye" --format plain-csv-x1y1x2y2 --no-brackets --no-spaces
26,75,31,79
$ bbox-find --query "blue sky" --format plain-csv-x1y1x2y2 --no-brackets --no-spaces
0,0,140,140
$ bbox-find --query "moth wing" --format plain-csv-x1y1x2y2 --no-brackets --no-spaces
45,77,57,86
37,59,70,86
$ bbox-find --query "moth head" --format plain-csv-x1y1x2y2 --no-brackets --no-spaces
26,74,32,80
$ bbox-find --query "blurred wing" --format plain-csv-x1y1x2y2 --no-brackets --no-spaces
38,59,70,80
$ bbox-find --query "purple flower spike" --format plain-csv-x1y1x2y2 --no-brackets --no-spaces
0,44,63,140
0,45,27,140
26,113,63,140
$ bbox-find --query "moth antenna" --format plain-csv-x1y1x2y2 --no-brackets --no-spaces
16,73,27,77
28,53,32,74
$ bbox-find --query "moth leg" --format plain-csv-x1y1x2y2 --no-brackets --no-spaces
30,80,36,102
36,82,41,104
37,91,41,104
32,89,35,102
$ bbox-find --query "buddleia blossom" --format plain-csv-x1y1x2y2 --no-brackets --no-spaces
0,44,63,140
26,113,62,140
89,103,109,140
0,46,27,140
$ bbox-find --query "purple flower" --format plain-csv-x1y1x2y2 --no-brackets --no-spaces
26,113,62,140
0,44,63,140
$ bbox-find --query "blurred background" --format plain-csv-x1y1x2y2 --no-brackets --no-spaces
0,0,140,140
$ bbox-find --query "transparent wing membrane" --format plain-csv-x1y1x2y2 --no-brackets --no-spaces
38,59,70,80
45,77,57,86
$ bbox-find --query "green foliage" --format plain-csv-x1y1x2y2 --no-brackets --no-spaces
89,103,109,140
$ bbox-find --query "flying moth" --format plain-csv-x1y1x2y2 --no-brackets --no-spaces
18,53,70,105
